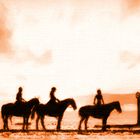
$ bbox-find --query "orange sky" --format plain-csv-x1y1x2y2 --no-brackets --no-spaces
0,0,140,102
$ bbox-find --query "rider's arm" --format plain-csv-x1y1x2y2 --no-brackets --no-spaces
56,98,60,103
101,98,104,104
22,98,26,102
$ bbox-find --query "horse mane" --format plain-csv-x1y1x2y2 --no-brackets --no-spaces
28,97,38,101
63,98,73,100
109,101,120,105
104,101,119,105
61,98,74,103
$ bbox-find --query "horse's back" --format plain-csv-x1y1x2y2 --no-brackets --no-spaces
1,103,14,110
1,103,14,117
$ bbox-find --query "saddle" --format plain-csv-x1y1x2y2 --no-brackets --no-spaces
93,104,103,114
14,101,26,112
46,100,60,113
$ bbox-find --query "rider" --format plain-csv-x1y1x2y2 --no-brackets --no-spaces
49,87,60,105
93,89,104,106
16,87,26,104
45,87,60,112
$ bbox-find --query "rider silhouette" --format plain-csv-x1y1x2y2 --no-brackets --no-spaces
46,87,60,112
49,87,60,104
93,89,104,106
16,87,25,105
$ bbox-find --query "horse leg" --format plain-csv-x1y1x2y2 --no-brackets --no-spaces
57,116,63,130
36,115,40,130
5,116,9,130
4,116,9,130
26,117,29,130
41,116,46,130
78,117,85,130
84,117,89,130
9,115,12,125
23,117,26,130
4,121,6,130
102,117,107,131
24,117,27,130
3,116,6,130
3,119,6,130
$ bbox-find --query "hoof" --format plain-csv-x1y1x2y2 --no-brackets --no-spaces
43,127,46,130
102,128,106,131
57,127,60,131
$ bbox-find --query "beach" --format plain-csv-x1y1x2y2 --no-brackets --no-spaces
0,110,139,140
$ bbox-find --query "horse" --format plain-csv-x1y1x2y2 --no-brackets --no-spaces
31,98,77,130
1,97,39,130
78,101,122,131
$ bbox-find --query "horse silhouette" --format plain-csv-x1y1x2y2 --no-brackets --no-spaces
78,101,122,131
1,98,39,130
31,98,77,130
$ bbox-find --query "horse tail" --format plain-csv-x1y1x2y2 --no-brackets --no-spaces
9,116,12,124
1,105,6,122
31,105,37,119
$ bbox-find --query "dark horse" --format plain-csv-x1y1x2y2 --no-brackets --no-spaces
78,101,122,131
31,98,77,130
1,98,39,130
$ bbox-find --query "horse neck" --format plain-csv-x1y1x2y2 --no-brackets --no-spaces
27,99,37,108
107,102,118,112
61,99,72,109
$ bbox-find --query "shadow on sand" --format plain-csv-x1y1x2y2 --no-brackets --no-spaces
1,124,140,134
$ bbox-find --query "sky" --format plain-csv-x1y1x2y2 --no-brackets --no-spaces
0,0,140,103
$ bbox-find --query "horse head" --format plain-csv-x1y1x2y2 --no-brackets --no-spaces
114,101,122,113
68,98,77,110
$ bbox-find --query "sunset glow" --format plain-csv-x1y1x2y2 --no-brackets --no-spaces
0,0,140,104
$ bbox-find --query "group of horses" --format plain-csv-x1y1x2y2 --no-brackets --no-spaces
1,97,122,131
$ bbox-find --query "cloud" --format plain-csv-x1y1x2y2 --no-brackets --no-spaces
120,51,140,68
13,49,52,65
0,3,13,55
126,0,140,11
36,50,52,64
122,0,140,17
